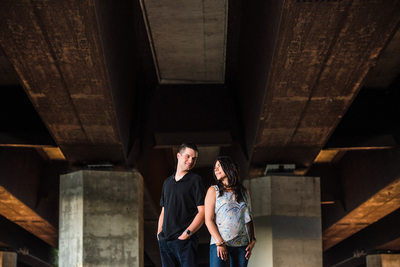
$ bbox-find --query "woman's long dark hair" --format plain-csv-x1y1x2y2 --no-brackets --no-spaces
213,156,246,202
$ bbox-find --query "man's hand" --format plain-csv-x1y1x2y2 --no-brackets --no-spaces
157,208,164,241
177,231,190,240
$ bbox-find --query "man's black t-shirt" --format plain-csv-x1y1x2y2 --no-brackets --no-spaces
159,171,206,240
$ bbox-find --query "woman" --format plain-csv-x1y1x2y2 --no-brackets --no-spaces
205,156,256,267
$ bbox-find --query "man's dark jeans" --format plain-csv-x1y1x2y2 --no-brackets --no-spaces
158,236,198,267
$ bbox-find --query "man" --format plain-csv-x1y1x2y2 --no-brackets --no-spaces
157,143,206,267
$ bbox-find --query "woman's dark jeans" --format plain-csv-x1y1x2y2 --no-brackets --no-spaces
209,244,249,267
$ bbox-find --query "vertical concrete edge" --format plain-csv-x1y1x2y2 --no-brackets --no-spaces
134,169,144,267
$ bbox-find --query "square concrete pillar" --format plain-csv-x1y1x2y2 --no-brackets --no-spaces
59,170,143,267
0,252,17,267
367,254,400,267
244,176,322,267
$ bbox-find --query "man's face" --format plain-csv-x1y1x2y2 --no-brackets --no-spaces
177,147,198,171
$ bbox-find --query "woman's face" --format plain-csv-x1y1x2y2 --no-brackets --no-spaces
214,161,227,181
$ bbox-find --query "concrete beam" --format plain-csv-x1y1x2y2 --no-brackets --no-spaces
0,216,55,265
92,0,157,164
378,237,400,251
0,147,61,241
313,150,341,164
0,0,125,164
326,84,400,151
324,208,400,266
322,148,400,250
0,186,57,247
227,0,285,174
323,177,400,250
252,1,400,166
363,27,400,89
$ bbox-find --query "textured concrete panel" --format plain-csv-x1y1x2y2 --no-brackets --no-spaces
59,170,143,267
367,254,400,267
271,176,321,217
367,255,383,267
245,176,320,217
274,239,322,267
141,0,227,83
246,176,322,267
272,216,321,240
244,177,271,217
0,252,17,267
249,216,273,267
59,171,84,267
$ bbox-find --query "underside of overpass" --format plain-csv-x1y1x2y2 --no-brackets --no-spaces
1,0,400,266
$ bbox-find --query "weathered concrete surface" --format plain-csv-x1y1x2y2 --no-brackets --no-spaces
367,254,400,267
59,170,143,267
141,0,227,83
244,176,322,267
0,1,125,164
250,1,400,167
249,216,273,267
0,252,17,267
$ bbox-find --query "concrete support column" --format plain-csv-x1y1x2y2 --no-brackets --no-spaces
244,176,322,267
0,251,17,267
59,170,143,267
367,254,400,267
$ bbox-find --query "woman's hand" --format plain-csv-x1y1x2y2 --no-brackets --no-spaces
217,245,228,261
245,240,256,260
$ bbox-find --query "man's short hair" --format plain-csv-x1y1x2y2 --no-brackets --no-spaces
178,143,198,154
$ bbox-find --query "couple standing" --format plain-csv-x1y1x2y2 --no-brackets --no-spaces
157,143,256,267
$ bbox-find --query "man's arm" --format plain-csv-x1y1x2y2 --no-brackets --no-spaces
177,205,205,240
157,207,164,239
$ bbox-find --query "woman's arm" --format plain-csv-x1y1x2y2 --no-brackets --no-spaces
205,186,228,261
245,221,256,259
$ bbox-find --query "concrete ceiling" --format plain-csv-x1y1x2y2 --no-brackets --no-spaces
140,0,227,83
0,1,400,266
